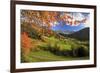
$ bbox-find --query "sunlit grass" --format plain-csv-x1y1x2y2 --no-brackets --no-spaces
21,50,89,62
21,36,89,62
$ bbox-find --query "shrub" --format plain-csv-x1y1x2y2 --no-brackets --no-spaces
21,32,32,55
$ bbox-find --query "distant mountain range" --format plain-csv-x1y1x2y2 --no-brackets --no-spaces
59,28,89,41
55,30,75,34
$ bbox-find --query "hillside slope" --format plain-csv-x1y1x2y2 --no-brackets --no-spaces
60,28,89,41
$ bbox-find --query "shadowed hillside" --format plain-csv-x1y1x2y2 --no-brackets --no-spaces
68,28,89,41
59,28,89,41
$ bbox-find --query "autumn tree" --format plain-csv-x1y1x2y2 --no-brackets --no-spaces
21,32,32,55
21,10,60,34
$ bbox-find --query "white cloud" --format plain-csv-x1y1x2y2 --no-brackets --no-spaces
72,13,85,21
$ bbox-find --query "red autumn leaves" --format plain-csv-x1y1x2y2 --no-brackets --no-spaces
21,32,32,54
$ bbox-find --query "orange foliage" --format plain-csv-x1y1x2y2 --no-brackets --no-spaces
21,10,60,34
21,32,32,55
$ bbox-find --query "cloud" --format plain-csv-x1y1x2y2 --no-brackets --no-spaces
72,13,85,21
65,12,90,27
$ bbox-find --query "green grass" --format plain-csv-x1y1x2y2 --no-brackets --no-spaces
40,36,73,51
22,50,89,63
21,36,89,63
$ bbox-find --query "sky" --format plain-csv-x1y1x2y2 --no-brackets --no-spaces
51,12,90,32
51,22,85,32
